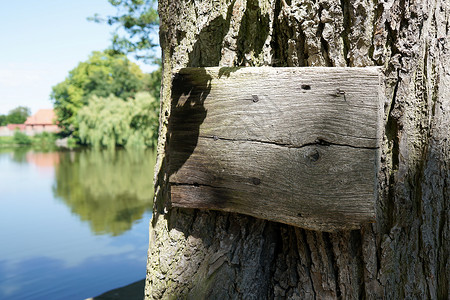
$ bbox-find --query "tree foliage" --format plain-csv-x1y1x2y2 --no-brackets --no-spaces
78,92,159,148
53,0,162,146
50,50,149,137
145,65,161,100
13,130,32,145
0,106,31,125
90,0,159,63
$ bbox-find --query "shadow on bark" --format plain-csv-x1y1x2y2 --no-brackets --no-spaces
167,68,211,177
236,0,270,65
187,1,235,67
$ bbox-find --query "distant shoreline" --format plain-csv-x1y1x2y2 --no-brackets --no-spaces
86,279,145,300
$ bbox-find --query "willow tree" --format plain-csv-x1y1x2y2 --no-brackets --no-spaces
146,0,449,298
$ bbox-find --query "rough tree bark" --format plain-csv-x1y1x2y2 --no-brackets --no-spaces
146,0,449,299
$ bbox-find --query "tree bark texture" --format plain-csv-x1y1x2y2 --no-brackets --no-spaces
146,0,449,299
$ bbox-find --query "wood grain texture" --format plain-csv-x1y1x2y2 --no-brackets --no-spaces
169,67,382,231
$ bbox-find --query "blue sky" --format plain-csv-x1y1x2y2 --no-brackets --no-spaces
0,0,158,115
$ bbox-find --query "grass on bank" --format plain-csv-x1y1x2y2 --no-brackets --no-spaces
0,131,60,150
0,136,14,145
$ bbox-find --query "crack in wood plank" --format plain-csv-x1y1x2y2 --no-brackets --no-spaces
199,135,380,150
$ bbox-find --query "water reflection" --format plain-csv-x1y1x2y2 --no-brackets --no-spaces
26,151,60,168
0,250,146,300
52,149,156,236
0,147,30,164
0,147,154,300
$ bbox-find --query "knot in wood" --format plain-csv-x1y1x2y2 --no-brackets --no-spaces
306,149,320,162
251,177,261,185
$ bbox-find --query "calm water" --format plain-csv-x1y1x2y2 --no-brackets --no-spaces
0,147,156,300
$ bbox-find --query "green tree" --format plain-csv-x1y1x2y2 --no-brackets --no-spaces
144,66,161,100
6,106,30,124
0,115,6,126
90,0,162,99
78,92,159,148
50,50,148,137
90,0,159,63
13,130,32,145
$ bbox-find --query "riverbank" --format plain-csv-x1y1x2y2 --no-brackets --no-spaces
0,132,58,148
0,133,78,151
86,279,145,300
0,136,15,145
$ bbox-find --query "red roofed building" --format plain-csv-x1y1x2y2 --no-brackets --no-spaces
24,109,59,135
0,109,60,136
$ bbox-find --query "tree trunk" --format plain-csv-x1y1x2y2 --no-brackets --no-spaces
146,0,449,299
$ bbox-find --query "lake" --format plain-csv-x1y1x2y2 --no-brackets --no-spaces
0,147,156,300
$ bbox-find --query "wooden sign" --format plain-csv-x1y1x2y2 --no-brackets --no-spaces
168,67,383,231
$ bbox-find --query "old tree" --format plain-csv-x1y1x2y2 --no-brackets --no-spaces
146,0,449,299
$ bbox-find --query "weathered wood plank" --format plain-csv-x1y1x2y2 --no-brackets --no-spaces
168,67,382,231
